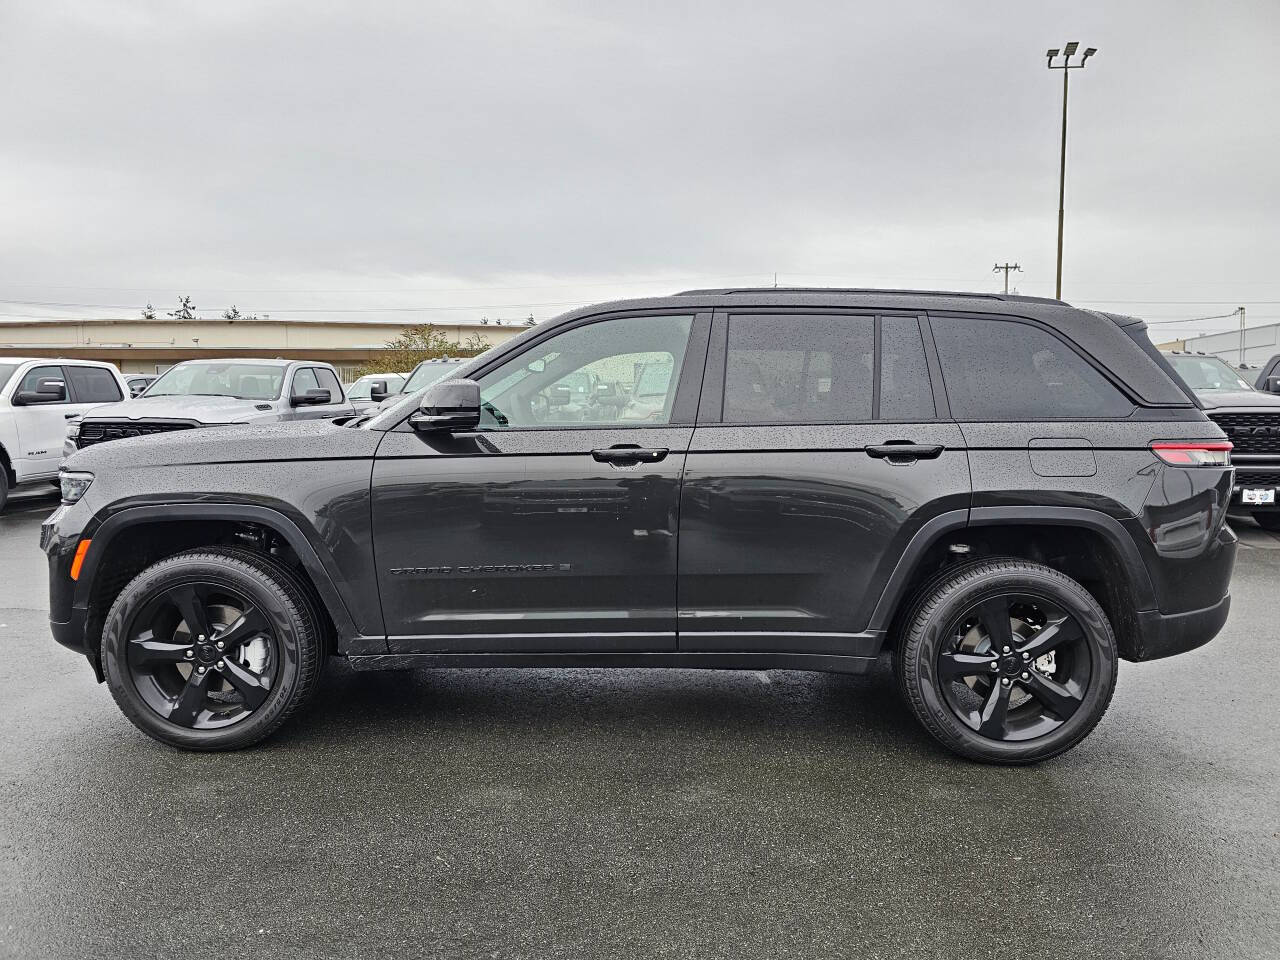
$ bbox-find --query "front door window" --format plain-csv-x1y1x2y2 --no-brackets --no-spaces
476,315,694,428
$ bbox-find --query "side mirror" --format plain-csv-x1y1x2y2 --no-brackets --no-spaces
409,378,481,433
369,380,389,402
1265,376,1280,394
291,388,331,406
13,377,66,405
129,383,147,397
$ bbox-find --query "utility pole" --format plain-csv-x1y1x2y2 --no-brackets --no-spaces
993,262,1022,294
1239,306,1247,365
1046,42,1097,299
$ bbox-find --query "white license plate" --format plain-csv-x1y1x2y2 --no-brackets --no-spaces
1242,488,1276,505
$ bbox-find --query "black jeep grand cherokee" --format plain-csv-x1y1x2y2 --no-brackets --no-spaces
44,289,1236,763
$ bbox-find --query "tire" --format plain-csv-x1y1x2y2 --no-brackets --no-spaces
1252,512,1280,532
102,549,323,750
894,558,1118,765
0,467,8,513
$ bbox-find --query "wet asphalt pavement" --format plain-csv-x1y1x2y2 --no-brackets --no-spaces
1,485,1278,959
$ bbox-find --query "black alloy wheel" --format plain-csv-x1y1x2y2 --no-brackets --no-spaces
102,549,322,750
896,558,1118,764
123,581,278,730
935,593,1090,742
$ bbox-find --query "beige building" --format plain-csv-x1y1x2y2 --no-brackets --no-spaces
0,316,529,381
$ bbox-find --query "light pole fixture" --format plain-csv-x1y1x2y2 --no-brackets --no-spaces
1046,42,1097,299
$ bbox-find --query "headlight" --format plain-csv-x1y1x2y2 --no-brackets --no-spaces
59,471,94,504
65,418,81,440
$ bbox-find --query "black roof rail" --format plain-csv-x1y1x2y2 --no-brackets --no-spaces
673,286,1065,305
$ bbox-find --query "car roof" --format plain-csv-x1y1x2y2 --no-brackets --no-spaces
170,358,296,367
0,356,119,367
516,287,1188,408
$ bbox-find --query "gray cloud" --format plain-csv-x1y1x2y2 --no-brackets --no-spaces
0,0,1277,335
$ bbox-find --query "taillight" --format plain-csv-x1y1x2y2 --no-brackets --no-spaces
1150,440,1232,467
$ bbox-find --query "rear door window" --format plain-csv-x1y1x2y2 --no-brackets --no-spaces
931,316,1134,420
65,365,124,403
720,314,935,423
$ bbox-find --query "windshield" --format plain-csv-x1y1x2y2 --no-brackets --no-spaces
147,362,285,400
1166,355,1254,392
403,360,465,393
347,374,404,400
0,363,18,393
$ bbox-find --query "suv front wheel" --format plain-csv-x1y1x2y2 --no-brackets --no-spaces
102,549,323,750
895,558,1118,764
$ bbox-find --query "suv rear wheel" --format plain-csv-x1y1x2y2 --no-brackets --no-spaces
895,558,1118,764
102,549,323,750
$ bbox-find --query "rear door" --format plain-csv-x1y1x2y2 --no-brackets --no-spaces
677,310,970,656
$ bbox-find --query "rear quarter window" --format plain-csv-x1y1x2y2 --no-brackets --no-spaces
931,316,1134,420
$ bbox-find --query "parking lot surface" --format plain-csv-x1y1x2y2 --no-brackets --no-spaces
2,486,1278,959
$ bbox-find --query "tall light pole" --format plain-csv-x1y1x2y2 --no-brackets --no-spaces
1046,42,1097,300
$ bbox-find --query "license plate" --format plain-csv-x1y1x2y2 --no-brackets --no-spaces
1242,488,1276,505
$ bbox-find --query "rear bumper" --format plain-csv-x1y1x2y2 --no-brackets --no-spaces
1129,594,1231,662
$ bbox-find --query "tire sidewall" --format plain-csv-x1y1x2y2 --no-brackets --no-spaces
906,565,1118,763
102,554,309,750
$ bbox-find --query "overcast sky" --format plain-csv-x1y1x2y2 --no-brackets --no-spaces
1,0,1277,340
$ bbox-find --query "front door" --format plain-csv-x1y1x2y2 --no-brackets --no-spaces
12,364,110,480
677,311,971,656
371,311,710,653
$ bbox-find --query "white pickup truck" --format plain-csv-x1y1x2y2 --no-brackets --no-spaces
0,357,131,512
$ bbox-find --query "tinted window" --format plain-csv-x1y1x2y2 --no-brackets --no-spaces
932,317,1133,420
18,365,67,403
880,316,935,420
477,314,694,428
724,315,874,423
66,366,123,403
292,368,320,395
314,367,343,401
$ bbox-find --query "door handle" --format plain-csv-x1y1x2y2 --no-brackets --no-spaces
865,441,945,463
592,445,669,465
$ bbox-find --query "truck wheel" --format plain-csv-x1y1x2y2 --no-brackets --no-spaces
894,558,1118,764
1252,512,1280,532
101,549,323,750
0,468,8,513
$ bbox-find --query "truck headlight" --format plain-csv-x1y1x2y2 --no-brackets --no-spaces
65,418,81,440
59,471,94,504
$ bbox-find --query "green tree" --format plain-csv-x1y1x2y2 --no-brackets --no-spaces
222,305,242,320
353,324,490,378
140,302,157,320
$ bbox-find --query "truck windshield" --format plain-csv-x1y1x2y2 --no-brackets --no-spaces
147,363,285,400
403,361,465,393
1166,355,1254,392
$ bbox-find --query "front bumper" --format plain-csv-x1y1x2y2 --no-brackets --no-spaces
1230,471,1280,512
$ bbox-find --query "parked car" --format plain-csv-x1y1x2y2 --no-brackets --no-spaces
1163,351,1280,530
374,356,473,410
46,289,1236,763
0,357,131,512
345,372,407,413
1254,353,1280,393
64,358,354,455
126,375,158,397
